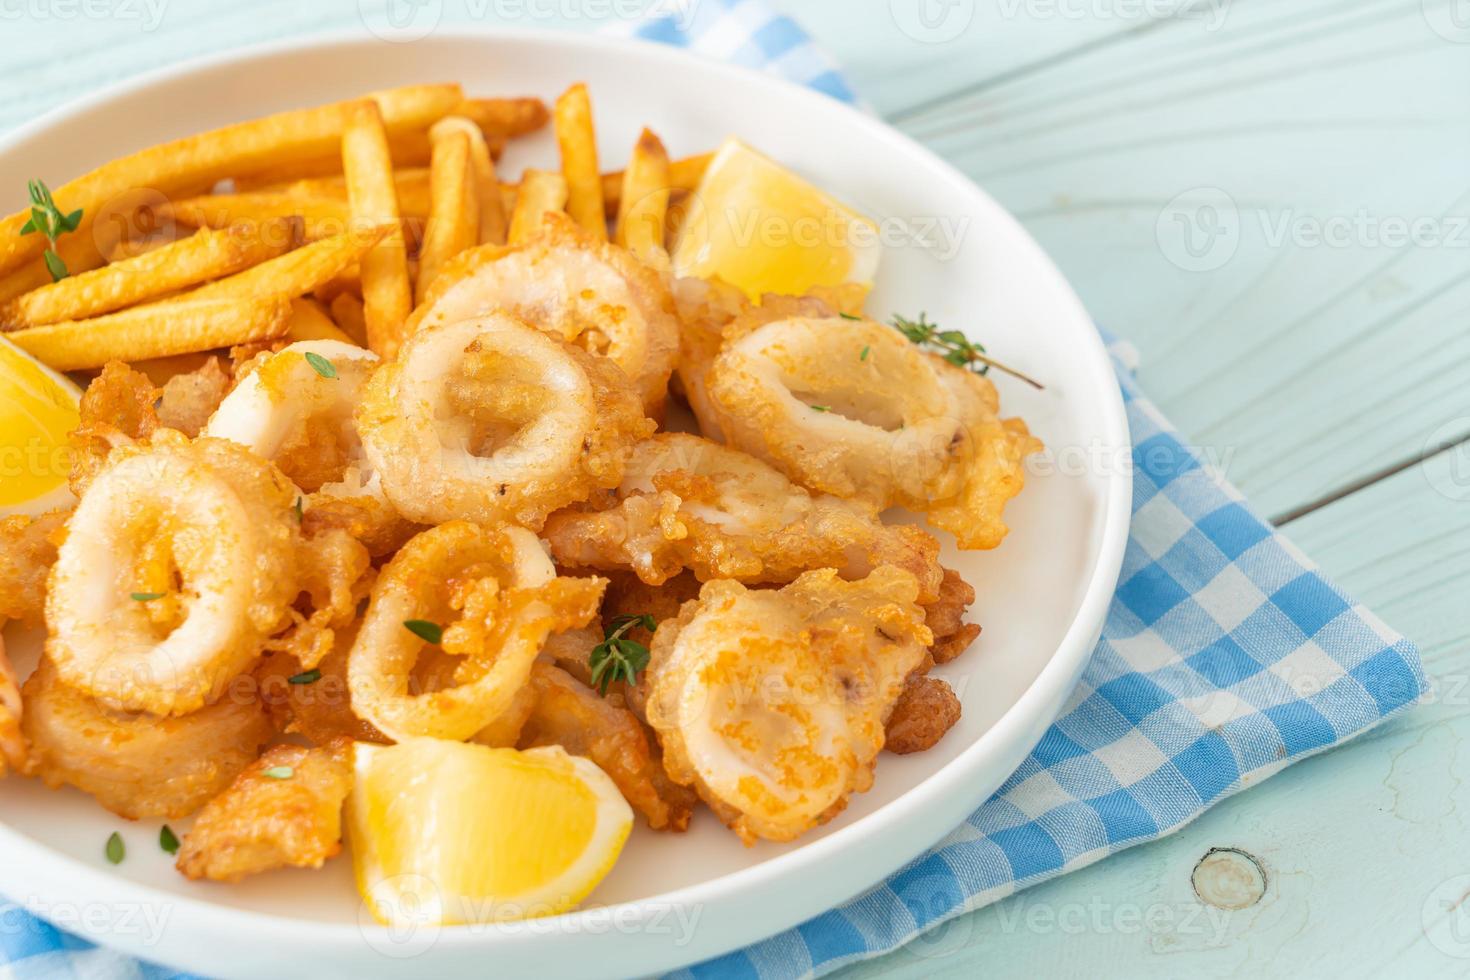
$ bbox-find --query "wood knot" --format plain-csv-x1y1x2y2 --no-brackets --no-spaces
1191,847,1267,910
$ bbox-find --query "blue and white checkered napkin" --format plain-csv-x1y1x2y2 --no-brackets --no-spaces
0,3,1428,979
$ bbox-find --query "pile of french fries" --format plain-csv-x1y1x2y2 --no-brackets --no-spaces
0,82,713,374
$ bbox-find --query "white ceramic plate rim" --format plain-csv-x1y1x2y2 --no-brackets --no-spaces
0,24,1132,970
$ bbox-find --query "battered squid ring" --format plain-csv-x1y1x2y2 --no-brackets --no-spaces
411,212,680,416
705,316,1042,550
21,658,274,819
356,312,653,529
544,433,944,599
347,521,606,743
45,432,300,716
644,568,932,844
204,339,412,556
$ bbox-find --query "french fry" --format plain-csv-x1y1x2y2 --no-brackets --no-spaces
416,129,479,304
431,117,505,245
7,295,291,371
508,170,568,246
315,264,362,305
450,97,550,140
0,231,107,305
230,131,435,190
190,223,389,303
329,292,368,347
601,151,713,217
256,169,433,216
129,350,217,387
166,187,429,241
343,101,413,358
0,220,297,329
615,128,671,265
285,297,354,345
0,84,462,277
554,84,605,240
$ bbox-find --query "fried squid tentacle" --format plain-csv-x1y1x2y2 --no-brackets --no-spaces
645,567,932,844
414,212,679,416
45,433,300,716
204,340,412,556
544,433,944,599
518,663,695,832
0,636,25,776
347,521,606,742
706,316,1041,550
21,658,273,819
176,740,353,882
357,313,652,529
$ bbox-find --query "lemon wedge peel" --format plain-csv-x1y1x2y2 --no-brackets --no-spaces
350,739,634,929
0,336,80,515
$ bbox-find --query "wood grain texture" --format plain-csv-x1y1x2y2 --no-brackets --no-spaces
1,3,1463,976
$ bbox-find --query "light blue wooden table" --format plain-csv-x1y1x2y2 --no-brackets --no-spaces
6,1,1469,976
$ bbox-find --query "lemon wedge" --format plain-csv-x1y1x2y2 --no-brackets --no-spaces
670,138,881,300
349,739,633,927
0,336,79,516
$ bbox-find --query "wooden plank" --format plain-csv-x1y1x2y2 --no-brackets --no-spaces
870,0,1470,519
835,446,1470,978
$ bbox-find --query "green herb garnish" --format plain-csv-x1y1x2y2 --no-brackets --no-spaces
105,831,125,864
588,614,654,696
19,179,82,281
130,592,164,601
890,312,1043,390
261,766,294,780
288,669,322,685
402,619,443,644
159,825,180,855
293,496,304,522
838,312,860,321
860,346,870,361
304,351,337,379
809,404,831,412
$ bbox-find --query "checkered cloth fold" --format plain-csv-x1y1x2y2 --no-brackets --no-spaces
1,3,1427,979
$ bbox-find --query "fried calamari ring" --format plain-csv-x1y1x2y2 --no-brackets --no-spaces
356,313,652,529
413,212,679,415
21,658,273,819
176,739,352,882
706,316,1041,550
645,567,931,844
347,521,605,742
204,340,412,556
545,434,943,599
46,432,300,715
0,508,66,627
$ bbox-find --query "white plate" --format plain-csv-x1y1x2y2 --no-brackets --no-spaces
0,28,1131,979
